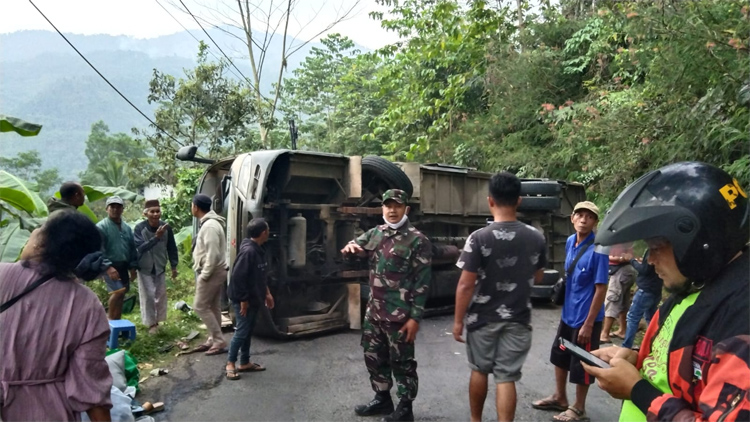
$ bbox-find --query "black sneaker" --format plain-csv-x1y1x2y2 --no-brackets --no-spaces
354,392,394,417
383,400,413,422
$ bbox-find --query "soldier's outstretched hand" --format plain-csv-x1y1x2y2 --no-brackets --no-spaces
341,242,365,256
399,319,420,343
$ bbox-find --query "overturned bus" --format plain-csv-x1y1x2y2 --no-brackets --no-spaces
177,146,585,338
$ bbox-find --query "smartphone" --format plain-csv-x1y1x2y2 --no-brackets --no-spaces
558,337,611,369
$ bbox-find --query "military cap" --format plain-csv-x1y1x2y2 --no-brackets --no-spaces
382,189,409,204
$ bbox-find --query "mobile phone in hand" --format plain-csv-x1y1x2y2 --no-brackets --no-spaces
559,337,611,369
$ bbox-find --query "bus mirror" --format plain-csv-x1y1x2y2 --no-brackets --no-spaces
175,145,215,164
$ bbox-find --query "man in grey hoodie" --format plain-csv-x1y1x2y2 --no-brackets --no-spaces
191,193,229,355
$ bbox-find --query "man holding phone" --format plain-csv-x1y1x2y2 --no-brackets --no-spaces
225,218,274,380
134,199,178,334
584,162,749,421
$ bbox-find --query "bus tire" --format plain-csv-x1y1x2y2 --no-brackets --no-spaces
362,156,414,198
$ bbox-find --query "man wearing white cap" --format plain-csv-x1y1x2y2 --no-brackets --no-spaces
532,201,609,422
97,196,138,320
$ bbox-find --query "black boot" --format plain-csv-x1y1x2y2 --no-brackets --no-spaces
354,391,394,416
383,399,414,422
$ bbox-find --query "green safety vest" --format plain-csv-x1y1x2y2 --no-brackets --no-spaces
619,292,700,421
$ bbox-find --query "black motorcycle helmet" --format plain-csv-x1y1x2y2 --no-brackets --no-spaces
596,162,748,283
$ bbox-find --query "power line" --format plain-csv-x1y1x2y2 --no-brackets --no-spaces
176,0,272,105
154,0,248,84
27,0,183,145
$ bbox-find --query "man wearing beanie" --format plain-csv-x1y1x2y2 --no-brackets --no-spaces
191,194,229,355
134,199,178,334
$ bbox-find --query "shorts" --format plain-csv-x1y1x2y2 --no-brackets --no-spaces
103,262,130,294
466,321,532,383
549,320,602,385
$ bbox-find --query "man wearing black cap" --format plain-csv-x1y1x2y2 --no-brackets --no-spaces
134,199,178,334
191,193,229,355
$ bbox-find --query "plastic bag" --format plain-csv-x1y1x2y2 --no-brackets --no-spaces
81,385,135,422
106,349,140,394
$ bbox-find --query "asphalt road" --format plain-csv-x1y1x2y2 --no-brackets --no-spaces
144,303,622,421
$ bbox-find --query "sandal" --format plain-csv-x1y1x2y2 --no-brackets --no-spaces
225,368,240,380
532,397,568,411
552,406,589,422
191,344,211,353
237,362,266,372
609,332,625,339
206,347,228,356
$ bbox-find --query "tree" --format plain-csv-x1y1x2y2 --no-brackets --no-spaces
0,151,61,196
365,0,510,161
281,33,383,154
80,121,154,190
166,0,361,148
133,42,257,185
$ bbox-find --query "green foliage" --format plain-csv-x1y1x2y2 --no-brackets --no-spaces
80,121,155,190
0,115,42,137
366,0,510,161
0,151,61,196
0,169,48,218
134,42,258,185
159,167,203,230
281,34,386,155
277,0,748,209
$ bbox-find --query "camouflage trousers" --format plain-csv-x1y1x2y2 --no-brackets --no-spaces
361,318,418,401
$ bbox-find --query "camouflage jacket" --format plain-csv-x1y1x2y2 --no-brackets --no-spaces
352,222,432,323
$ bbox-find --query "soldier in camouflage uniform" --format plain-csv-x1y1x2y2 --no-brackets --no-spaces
341,189,432,422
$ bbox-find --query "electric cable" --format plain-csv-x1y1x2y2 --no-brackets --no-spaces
27,0,183,144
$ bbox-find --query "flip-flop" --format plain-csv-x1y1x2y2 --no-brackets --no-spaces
599,338,612,344
237,362,266,372
609,332,625,339
552,406,589,422
225,368,240,380
205,347,228,356
532,397,568,411
191,344,211,353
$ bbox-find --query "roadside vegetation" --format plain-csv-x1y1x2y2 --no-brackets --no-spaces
2,0,746,362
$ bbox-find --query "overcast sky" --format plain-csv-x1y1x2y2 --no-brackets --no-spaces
1,0,401,50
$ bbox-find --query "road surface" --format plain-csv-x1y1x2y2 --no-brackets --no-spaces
144,303,622,421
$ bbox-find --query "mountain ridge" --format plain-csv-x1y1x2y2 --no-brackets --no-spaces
0,27,360,180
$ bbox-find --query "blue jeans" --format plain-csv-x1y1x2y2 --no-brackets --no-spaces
228,301,259,364
622,289,660,348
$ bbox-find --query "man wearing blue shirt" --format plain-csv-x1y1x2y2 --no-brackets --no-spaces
532,201,609,422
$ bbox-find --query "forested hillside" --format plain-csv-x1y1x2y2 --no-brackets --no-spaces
0,28,322,180
2,0,747,208
279,0,749,207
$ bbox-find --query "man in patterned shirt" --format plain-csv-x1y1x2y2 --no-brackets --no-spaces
453,171,547,422
342,189,432,422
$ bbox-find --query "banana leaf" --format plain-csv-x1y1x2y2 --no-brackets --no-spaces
0,170,48,217
174,226,193,253
83,186,142,203
0,115,42,137
0,221,31,262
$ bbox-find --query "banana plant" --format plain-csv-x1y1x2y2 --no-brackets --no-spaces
0,170,143,262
